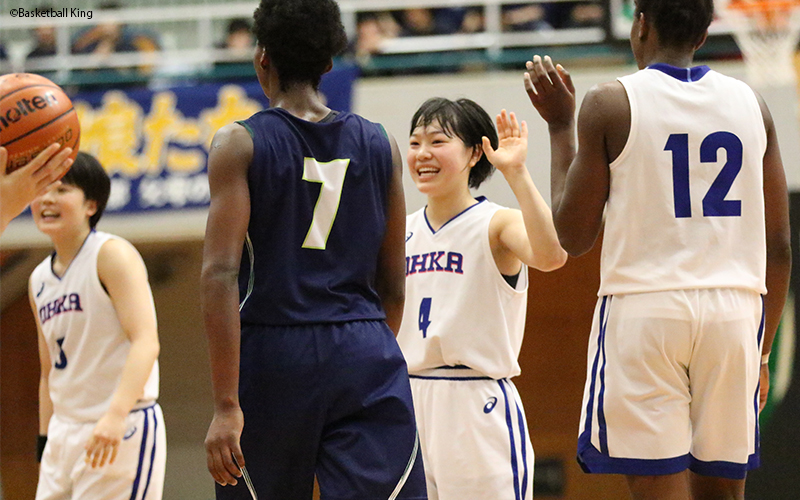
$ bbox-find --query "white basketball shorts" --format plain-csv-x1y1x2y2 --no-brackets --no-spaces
410,367,534,500
37,403,166,500
577,289,763,479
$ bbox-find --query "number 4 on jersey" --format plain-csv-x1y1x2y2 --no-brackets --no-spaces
302,158,350,250
419,297,432,338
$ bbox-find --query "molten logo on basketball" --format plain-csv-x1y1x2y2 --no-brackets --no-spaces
0,92,62,131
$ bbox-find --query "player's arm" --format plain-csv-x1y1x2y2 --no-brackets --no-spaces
85,239,161,468
375,132,406,335
29,279,53,458
483,110,567,273
525,55,615,257
0,145,73,235
201,123,253,485
758,93,792,411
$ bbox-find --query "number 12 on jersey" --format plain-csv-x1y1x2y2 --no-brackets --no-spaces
665,131,743,218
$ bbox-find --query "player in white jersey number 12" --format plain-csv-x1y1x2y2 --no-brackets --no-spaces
525,0,791,497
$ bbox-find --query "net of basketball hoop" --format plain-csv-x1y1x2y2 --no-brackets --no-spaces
721,0,800,88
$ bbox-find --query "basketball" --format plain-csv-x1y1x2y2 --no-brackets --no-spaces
0,73,80,173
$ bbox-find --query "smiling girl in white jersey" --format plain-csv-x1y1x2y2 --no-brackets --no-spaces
397,98,566,500
29,152,165,500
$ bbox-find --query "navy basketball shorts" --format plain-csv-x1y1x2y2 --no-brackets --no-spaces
216,320,427,500
577,289,764,479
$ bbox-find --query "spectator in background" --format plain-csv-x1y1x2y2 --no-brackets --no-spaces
71,1,160,75
459,7,485,33
28,12,57,58
502,3,553,31
218,18,255,57
213,18,256,77
395,8,486,37
29,25,57,58
397,8,438,36
349,12,401,65
547,2,605,28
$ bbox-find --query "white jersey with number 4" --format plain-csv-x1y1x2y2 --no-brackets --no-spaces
397,198,528,380
600,65,767,296
30,230,159,423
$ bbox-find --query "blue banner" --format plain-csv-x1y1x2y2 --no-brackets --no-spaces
71,64,358,214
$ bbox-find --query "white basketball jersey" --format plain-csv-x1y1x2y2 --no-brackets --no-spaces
30,231,159,422
398,198,528,379
600,65,767,296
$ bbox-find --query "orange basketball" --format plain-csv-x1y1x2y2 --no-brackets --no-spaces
0,73,80,173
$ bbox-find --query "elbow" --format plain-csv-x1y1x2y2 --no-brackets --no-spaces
201,263,237,285
379,285,405,310
135,335,161,361
533,247,569,272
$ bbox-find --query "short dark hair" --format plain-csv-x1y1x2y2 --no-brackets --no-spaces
635,0,714,48
410,97,498,189
252,0,348,91
60,152,111,229
227,18,252,35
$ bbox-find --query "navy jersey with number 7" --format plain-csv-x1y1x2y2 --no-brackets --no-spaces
236,107,393,326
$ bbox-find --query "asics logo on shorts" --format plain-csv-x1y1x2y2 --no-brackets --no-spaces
123,426,137,440
484,397,498,413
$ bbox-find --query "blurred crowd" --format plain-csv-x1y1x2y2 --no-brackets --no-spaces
352,4,604,63
3,2,604,79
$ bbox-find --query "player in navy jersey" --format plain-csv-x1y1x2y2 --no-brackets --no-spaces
201,1,425,499
525,0,791,498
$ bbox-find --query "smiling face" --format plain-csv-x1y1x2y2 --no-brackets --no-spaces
407,119,481,198
31,183,97,238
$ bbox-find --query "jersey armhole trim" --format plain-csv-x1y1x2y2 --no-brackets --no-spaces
609,78,636,171
378,123,389,140
236,120,254,139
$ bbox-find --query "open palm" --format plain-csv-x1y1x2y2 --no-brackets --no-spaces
482,109,528,176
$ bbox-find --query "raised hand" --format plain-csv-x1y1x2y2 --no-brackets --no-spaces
524,55,576,130
482,109,528,179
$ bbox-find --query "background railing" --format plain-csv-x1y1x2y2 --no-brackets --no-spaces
0,0,741,86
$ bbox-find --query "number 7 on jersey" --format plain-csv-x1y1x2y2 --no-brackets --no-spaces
302,158,350,250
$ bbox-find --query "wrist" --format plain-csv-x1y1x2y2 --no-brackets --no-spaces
548,119,574,134
214,396,240,412
762,352,771,365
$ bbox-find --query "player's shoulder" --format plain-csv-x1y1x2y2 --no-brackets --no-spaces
585,79,627,104
96,233,144,270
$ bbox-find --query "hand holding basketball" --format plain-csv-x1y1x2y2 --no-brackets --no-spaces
0,73,80,173
0,144,73,235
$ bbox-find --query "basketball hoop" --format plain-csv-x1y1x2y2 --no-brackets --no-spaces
722,0,800,87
